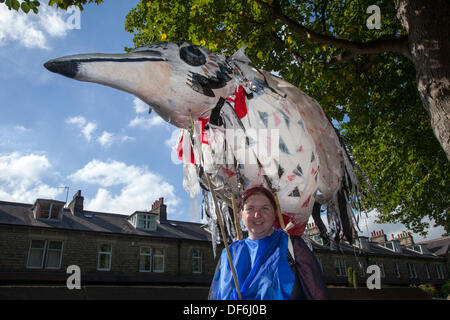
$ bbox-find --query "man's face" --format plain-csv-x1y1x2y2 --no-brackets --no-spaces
240,193,275,240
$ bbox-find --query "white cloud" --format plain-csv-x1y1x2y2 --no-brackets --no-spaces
133,97,148,114
165,128,183,165
129,116,165,128
66,116,97,142
0,152,63,203
97,131,135,148
14,125,30,132
97,131,114,148
66,116,135,147
68,159,180,216
81,122,97,142
128,98,165,129
65,116,85,127
0,4,75,49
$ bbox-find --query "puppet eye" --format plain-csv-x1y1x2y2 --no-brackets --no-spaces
180,45,206,66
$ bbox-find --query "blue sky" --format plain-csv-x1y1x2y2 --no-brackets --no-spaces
0,2,445,241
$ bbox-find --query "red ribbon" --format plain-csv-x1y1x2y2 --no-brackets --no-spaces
226,85,247,119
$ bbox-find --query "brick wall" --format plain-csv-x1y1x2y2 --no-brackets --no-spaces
0,225,217,285
314,250,447,287
0,224,446,287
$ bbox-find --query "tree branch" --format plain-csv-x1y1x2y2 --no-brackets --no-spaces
271,32,305,64
255,0,411,59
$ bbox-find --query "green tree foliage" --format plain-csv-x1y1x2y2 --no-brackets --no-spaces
124,0,449,236
0,0,103,14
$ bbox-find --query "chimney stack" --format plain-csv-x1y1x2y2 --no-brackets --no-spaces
305,221,320,236
150,197,167,222
68,190,84,215
369,229,387,243
394,231,415,246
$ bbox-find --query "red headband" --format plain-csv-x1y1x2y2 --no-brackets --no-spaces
239,185,276,211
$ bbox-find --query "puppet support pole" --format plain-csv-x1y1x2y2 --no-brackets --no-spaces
231,194,243,240
189,114,243,300
273,191,286,230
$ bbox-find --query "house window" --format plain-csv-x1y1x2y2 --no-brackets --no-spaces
192,249,203,274
394,263,401,278
316,257,324,273
152,248,164,272
435,264,445,280
137,214,157,231
138,247,165,272
129,213,157,231
376,262,385,278
358,261,366,277
35,201,63,220
356,238,370,251
27,240,46,268
407,263,417,279
424,264,431,280
139,247,152,272
26,240,63,269
334,258,346,277
45,241,63,269
311,234,323,245
97,244,112,271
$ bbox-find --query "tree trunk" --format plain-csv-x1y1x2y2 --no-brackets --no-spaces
395,0,450,161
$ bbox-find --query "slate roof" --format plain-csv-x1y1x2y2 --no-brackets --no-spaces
0,200,211,242
416,237,450,257
308,235,443,260
0,199,446,258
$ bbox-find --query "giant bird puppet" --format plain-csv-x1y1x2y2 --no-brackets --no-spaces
44,41,363,250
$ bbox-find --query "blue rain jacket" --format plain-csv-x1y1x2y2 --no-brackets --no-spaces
209,229,295,300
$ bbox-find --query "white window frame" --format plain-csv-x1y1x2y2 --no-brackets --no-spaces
139,247,152,272
435,264,444,280
359,261,366,277
152,248,165,273
135,214,157,231
394,262,401,278
407,263,417,279
26,240,63,269
316,257,324,273
334,258,347,277
44,241,64,269
424,264,431,280
36,202,62,220
26,240,46,269
376,261,385,278
192,249,203,274
97,243,112,271
311,234,323,246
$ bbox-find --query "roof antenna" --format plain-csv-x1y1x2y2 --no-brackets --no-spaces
57,186,70,207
